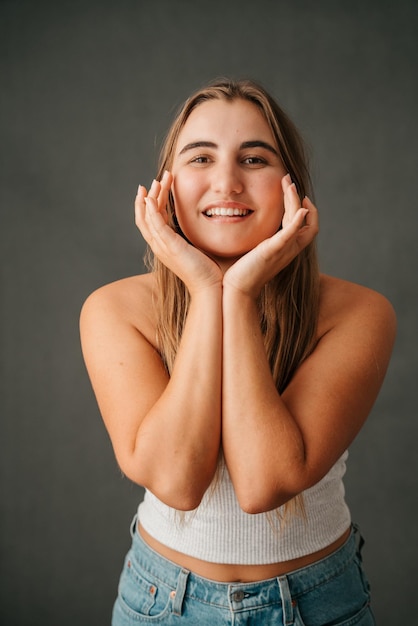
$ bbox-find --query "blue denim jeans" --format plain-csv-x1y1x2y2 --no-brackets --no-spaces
112,517,375,625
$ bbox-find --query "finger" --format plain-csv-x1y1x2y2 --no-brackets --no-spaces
301,196,319,231
144,194,175,243
135,184,154,242
159,169,172,191
135,184,147,225
142,195,166,249
146,172,173,225
144,195,187,263
281,173,291,192
157,170,173,214
135,183,182,262
284,208,309,236
144,195,163,231
286,182,301,213
147,178,161,201
302,195,317,213
282,175,301,226
264,209,307,258
294,200,319,249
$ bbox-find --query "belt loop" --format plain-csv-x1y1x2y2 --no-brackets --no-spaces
353,523,365,559
171,568,189,616
278,575,294,625
129,513,138,539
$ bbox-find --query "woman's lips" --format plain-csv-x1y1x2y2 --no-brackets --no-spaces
202,202,253,218
204,207,252,217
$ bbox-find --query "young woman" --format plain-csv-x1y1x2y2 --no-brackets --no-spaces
80,79,396,625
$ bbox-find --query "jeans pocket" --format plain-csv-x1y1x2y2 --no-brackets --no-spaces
295,599,375,626
116,551,173,622
294,559,374,626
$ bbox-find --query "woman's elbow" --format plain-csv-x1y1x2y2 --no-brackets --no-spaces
235,470,306,514
119,458,206,512
236,464,324,514
238,489,297,515
152,484,208,512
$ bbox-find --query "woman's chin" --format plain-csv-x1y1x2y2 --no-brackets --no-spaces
203,250,250,272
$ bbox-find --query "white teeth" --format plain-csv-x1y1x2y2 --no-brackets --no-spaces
205,207,250,217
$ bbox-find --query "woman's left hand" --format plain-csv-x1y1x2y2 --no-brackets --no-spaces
223,176,318,298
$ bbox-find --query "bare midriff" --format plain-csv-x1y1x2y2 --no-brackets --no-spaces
138,524,351,583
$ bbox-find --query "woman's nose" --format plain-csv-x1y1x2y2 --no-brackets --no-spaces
212,163,243,195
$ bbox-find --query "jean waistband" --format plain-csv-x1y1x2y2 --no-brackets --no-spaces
128,516,360,610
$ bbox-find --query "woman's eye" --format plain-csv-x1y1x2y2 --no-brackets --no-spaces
190,155,210,164
242,156,267,166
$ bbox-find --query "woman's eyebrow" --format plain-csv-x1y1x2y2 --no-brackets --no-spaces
178,141,217,155
240,140,279,156
178,139,279,156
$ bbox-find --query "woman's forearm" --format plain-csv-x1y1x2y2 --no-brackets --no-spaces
221,285,305,513
132,285,223,510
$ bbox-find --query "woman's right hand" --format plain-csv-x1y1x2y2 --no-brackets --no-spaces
135,171,223,294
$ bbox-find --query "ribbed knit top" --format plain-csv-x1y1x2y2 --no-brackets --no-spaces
137,451,351,564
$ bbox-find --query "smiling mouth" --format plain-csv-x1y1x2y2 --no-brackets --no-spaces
204,207,253,217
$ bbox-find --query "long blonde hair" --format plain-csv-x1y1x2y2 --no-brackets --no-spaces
147,79,320,396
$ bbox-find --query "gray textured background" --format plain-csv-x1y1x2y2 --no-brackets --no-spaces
1,1,417,624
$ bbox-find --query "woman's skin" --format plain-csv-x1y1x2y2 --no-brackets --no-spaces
80,98,396,582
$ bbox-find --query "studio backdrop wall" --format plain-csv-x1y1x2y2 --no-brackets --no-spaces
1,1,417,624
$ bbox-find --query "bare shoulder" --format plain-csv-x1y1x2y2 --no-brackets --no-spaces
318,274,397,346
80,273,158,346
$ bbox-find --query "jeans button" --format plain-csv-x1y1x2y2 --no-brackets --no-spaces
232,590,245,602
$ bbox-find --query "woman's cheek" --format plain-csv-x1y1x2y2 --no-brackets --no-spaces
264,200,285,236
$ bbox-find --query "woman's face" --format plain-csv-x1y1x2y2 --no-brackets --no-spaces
171,98,287,269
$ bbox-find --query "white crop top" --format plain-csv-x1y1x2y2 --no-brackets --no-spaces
137,451,351,564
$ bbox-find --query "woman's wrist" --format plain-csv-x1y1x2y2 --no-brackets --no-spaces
188,279,223,302
222,278,261,304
